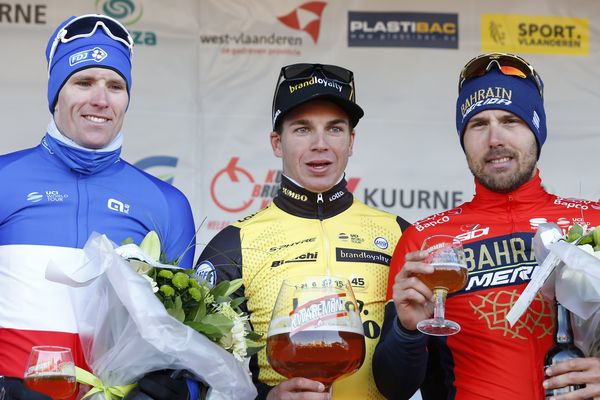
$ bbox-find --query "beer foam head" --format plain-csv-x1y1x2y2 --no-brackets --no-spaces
456,68,547,159
272,68,364,130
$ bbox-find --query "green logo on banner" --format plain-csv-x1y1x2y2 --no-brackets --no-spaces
96,0,143,25
95,0,156,46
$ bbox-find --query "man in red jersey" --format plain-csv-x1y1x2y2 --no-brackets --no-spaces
372,53,600,400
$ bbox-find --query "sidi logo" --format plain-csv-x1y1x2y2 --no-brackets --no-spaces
107,198,130,214
278,1,327,43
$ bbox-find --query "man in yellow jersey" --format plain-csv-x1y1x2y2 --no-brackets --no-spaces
196,63,410,399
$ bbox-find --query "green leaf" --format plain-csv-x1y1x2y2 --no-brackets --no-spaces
210,281,232,298
186,314,233,337
246,330,263,341
565,224,584,243
579,233,594,245
140,231,161,261
593,226,600,247
167,306,185,322
229,297,245,309
222,279,243,297
201,314,234,335
245,340,265,357
190,300,207,322
214,296,232,304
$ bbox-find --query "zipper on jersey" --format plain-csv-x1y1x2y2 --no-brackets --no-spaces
317,193,324,220
507,194,516,235
316,193,331,275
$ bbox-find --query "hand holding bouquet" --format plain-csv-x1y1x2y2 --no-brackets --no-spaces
119,231,262,362
46,232,258,400
533,223,600,356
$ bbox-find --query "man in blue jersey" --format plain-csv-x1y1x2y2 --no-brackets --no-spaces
0,14,195,399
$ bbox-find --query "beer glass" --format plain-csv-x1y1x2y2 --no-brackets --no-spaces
266,276,365,391
23,346,76,400
416,235,468,336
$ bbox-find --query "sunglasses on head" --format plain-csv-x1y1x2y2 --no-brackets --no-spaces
280,63,354,83
272,63,356,120
48,14,134,73
458,53,543,98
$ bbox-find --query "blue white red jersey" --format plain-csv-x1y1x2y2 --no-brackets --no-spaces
0,136,195,378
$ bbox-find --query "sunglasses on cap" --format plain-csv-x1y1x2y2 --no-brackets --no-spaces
458,53,543,98
272,63,356,117
47,14,134,74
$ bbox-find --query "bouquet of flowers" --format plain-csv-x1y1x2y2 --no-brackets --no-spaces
46,232,258,400
532,222,600,356
117,230,262,362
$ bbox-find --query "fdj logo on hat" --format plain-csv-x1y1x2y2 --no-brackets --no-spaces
289,76,343,94
69,47,108,66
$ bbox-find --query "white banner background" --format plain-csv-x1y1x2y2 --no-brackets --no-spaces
2,1,600,398
2,0,599,244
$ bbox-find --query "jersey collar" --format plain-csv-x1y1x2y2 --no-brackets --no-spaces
273,175,353,219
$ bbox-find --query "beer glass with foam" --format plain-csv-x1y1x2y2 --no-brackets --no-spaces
266,276,365,392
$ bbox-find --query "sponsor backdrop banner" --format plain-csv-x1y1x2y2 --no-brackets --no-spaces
2,1,599,398
2,0,599,250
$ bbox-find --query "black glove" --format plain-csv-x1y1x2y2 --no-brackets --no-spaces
123,370,189,400
0,377,52,400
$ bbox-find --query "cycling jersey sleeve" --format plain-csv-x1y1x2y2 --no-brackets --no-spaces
197,225,244,297
196,225,273,395
373,302,428,399
162,186,195,268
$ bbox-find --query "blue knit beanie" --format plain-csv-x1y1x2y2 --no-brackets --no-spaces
456,67,546,156
45,15,133,113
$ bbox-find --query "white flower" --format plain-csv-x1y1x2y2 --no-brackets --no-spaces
217,303,249,362
141,274,159,293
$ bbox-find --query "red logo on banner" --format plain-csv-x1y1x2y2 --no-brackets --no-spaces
210,157,281,214
346,177,360,193
278,1,327,43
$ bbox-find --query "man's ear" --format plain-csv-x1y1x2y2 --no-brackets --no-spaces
270,131,283,158
348,129,355,157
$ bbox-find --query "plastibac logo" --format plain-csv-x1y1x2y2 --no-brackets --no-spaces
278,1,327,44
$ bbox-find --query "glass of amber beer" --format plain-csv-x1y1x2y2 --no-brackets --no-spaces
266,276,365,392
416,235,468,336
23,346,76,400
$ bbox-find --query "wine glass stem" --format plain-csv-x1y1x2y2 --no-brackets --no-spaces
433,289,448,324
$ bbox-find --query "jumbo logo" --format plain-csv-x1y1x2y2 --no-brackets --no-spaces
281,187,308,202
96,0,157,45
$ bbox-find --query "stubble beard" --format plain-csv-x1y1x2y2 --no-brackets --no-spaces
467,146,537,193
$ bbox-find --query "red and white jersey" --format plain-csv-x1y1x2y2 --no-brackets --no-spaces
385,171,600,400
0,245,89,378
